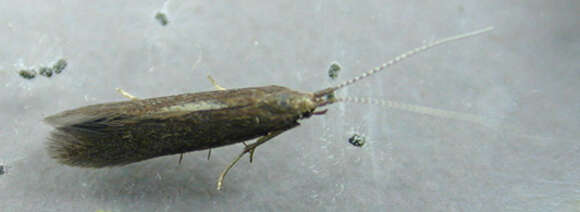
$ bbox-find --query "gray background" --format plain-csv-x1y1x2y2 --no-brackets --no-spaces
1,0,579,211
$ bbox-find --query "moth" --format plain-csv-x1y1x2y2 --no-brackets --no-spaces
44,27,494,190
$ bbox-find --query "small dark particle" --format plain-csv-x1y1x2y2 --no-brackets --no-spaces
19,69,37,79
0,165,4,175
38,67,54,77
155,12,169,26
328,62,341,80
52,59,67,74
348,134,366,147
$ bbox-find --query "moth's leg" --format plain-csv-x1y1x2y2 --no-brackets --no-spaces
241,142,255,163
178,153,184,164
201,69,222,157
217,128,290,191
207,75,226,90
115,88,139,101
312,109,328,115
203,75,223,161
179,149,209,164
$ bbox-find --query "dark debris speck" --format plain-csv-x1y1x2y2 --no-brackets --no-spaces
19,70,37,79
328,62,342,80
38,67,54,77
155,12,169,26
52,59,67,74
348,134,366,147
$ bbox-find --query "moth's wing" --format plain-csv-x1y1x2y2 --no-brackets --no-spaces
44,101,158,167
44,100,221,132
43,101,155,140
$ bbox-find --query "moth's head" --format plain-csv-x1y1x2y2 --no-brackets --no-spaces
263,86,319,119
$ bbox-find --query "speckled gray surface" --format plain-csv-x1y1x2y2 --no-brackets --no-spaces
1,1,579,211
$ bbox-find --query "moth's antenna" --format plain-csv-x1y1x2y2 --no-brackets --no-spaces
338,96,559,141
338,97,492,126
314,26,494,98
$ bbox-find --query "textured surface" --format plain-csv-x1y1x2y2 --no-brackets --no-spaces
1,1,579,211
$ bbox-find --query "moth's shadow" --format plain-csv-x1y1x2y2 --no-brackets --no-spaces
11,147,241,202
